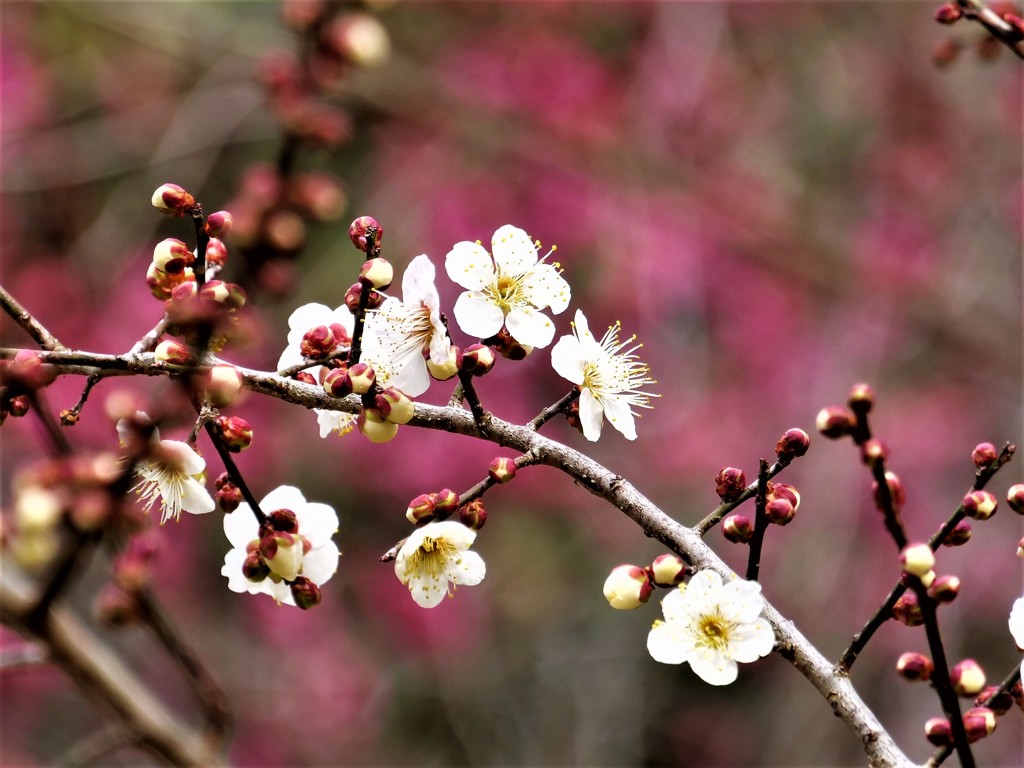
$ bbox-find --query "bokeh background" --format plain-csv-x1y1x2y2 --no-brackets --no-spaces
2,1,1022,765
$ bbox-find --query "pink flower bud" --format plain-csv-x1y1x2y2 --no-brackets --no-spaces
290,576,322,609
650,554,687,587
486,328,532,361
146,262,192,300
860,438,889,468
204,365,243,407
433,488,460,515
154,339,193,365
301,325,337,359
975,686,1014,716
602,564,653,610
426,345,462,381
348,215,382,252
769,482,801,511
872,471,905,512
216,415,253,452
242,550,270,582
816,406,854,439
6,395,30,417
971,442,997,468
896,652,933,682
323,367,353,398
951,659,986,697
216,482,243,513
715,467,746,502
847,382,874,413
775,428,810,460
893,592,923,626
722,513,754,543
406,493,437,524
927,574,960,603
924,717,952,747
488,457,517,484
962,489,997,521
900,543,935,578
766,497,795,526
152,238,194,274
963,706,996,742
1006,484,1024,515
266,508,299,533
205,238,229,269
290,172,347,222
348,362,376,394
343,282,384,312
941,519,972,547
462,343,496,376
151,183,195,216
459,499,487,530
200,280,247,311
203,211,233,238
264,209,307,252
934,3,962,24
376,387,415,425
359,257,393,290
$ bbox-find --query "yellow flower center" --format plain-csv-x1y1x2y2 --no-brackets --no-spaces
696,610,733,653
486,274,524,313
408,535,456,580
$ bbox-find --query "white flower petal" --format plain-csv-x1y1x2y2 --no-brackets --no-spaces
647,622,690,665
221,548,255,594
260,485,306,513
490,225,538,276
298,502,339,543
402,254,437,304
550,335,586,385
179,476,216,515
302,541,340,585
1009,597,1024,647
446,241,495,291
578,388,605,442
317,410,356,439
449,550,486,586
505,305,556,349
223,507,258,548
729,620,776,662
602,396,637,441
689,647,739,686
453,291,505,339
407,572,449,608
521,262,571,314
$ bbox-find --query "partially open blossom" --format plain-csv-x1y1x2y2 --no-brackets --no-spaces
647,570,775,685
221,485,339,607
603,564,653,610
394,521,485,608
445,224,570,348
551,309,656,441
117,414,215,525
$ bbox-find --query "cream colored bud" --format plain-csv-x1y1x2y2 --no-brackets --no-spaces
358,412,398,443
900,543,935,578
204,365,243,407
602,564,653,610
16,487,63,533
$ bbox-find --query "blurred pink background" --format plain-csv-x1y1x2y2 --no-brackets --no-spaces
2,2,1022,765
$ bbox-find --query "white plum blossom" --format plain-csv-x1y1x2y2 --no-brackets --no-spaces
278,303,359,438
370,254,451,396
647,570,775,686
221,485,339,606
445,224,570,349
1010,597,1024,679
117,414,215,525
395,521,485,608
550,309,656,441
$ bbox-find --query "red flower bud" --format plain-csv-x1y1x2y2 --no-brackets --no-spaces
348,215,382,252
816,406,854,439
722,513,754,543
715,467,747,502
459,499,487,531
775,428,810,460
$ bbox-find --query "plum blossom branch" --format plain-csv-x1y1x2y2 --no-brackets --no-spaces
691,457,793,537
953,0,1024,58
0,285,66,352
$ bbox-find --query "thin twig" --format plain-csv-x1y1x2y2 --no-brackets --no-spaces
528,388,580,431
744,459,770,581
0,285,66,351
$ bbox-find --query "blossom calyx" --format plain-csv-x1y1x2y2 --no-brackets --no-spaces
951,659,986,697
775,428,809,460
896,652,933,682
602,564,653,610
650,554,687,587
715,467,746,502
151,183,195,216
962,489,997,520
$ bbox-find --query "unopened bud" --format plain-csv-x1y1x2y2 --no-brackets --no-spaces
1006,483,1024,515
650,554,687,587
152,238,193,274
962,489,997,521
205,238,229,269
769,482,800,511
873,471,905,512
602,564,653,610
216,482,243,513
433,488,460,515
1018,536,1024,559
203,365,243,407
976,686,1014,716
933,38,962,68
459,499,487,530
151,183,195,216
775,428,810,460
816,406,854,439
861,438,889,468
927,574,960,603
345,362,374,394
322,13,391,68
934,3,962,24
406,493,437,524
94,585,141,626
462,343,496,376
323,367,353,398
893,591,923,626
301,325,337,359
971,442,997,468
377,387,415,424
359,257,393,290
348,216,382,252
290,576,322,609
203,210,233,238
426,345,462,381
715,467,747,502
215,415,253,452
900,543,935,578
6,395,30,418
722,513,754,543
154,339,193,365
357,410,398,443
951,659,986,697
267,508,299,533
942,519,972,547
766,497,795,526
486,328,533,361
847,382,874,414
896,652,933,682
963,706,996,742
260,531,303,581
924,717,952,747
343,282,384,312
200,280,247,311
488,457,516,484
242,550,271,582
